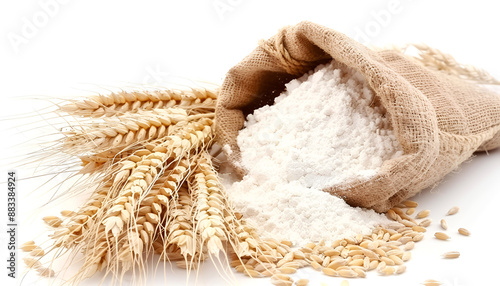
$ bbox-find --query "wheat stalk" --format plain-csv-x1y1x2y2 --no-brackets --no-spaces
63,108,192,154
190,155,227,255
165,183,197,258
395,43,500,85
60,88,218,117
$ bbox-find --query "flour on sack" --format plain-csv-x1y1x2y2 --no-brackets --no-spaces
221,61,404,245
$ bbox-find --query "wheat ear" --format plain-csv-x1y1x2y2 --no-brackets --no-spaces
62,108,191,154
60,88,218,117
190,152,229,255
396,43,500,85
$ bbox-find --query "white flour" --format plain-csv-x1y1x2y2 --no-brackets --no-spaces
221,62,403,245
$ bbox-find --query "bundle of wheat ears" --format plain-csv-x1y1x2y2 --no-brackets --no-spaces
22,87,293,284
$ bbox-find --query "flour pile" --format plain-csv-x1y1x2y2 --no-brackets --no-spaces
221,62,404,244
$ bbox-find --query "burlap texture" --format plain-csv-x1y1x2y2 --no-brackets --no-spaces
216,21,500,212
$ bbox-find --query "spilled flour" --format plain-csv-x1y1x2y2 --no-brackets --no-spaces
221,62,404,245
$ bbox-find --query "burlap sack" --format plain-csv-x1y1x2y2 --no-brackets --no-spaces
216,21,500,212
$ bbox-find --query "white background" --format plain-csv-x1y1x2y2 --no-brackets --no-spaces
1,1,500,286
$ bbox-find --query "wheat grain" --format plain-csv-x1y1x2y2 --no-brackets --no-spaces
419,219,432,227
403,200,418,208
322,267,337,276
434,232,450,240
272,280,293,286
406,208,415,215
416,209,430,219
271,273,292,281
442,251,460,259
30,247,45,256
338,268,358,278
447,206,459,216
403,241,415,251
20,241,37,252
413,233,424,242
37,267,56,277
412,225,426,233
43,216,63,227
422,279,443,286
440,219,448,230
458,228,470,236
295,279,309,286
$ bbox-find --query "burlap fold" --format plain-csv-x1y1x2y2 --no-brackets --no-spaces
216,21,500,212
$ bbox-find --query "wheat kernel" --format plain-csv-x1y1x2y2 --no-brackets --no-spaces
413,233,424,242
447,206,459,215
244,269,261,278
21,242,37,252
305,242,316,249
458,228,470,236
261,270,275,277
399,236,412,244
311,261,322,271
403,200,419,208
293,250,306,260
440,219,448,230
412,225,426,232
310,254,323,264
381,256,395,266
348,258,364,267
434,232,450,240
386,209,399,221
295,279,309,286
404,241,415,251
327,259,347,269
396,265,406,274
272,273,291,281
282,261,300,269
379,266,396,275
402,252,412,261
272,280,293,286
377,261,387,271
389,255,404,265
406,208,416,215
279,267,297,274
422,279,443,286
442,251,460,259
324,249,340,256
338,269,357,278
419,218,432,227
369,260,379,270
30,247,44,256
416,210,430,219
401,219,416,227
322,267,338,276
390,233,402,240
